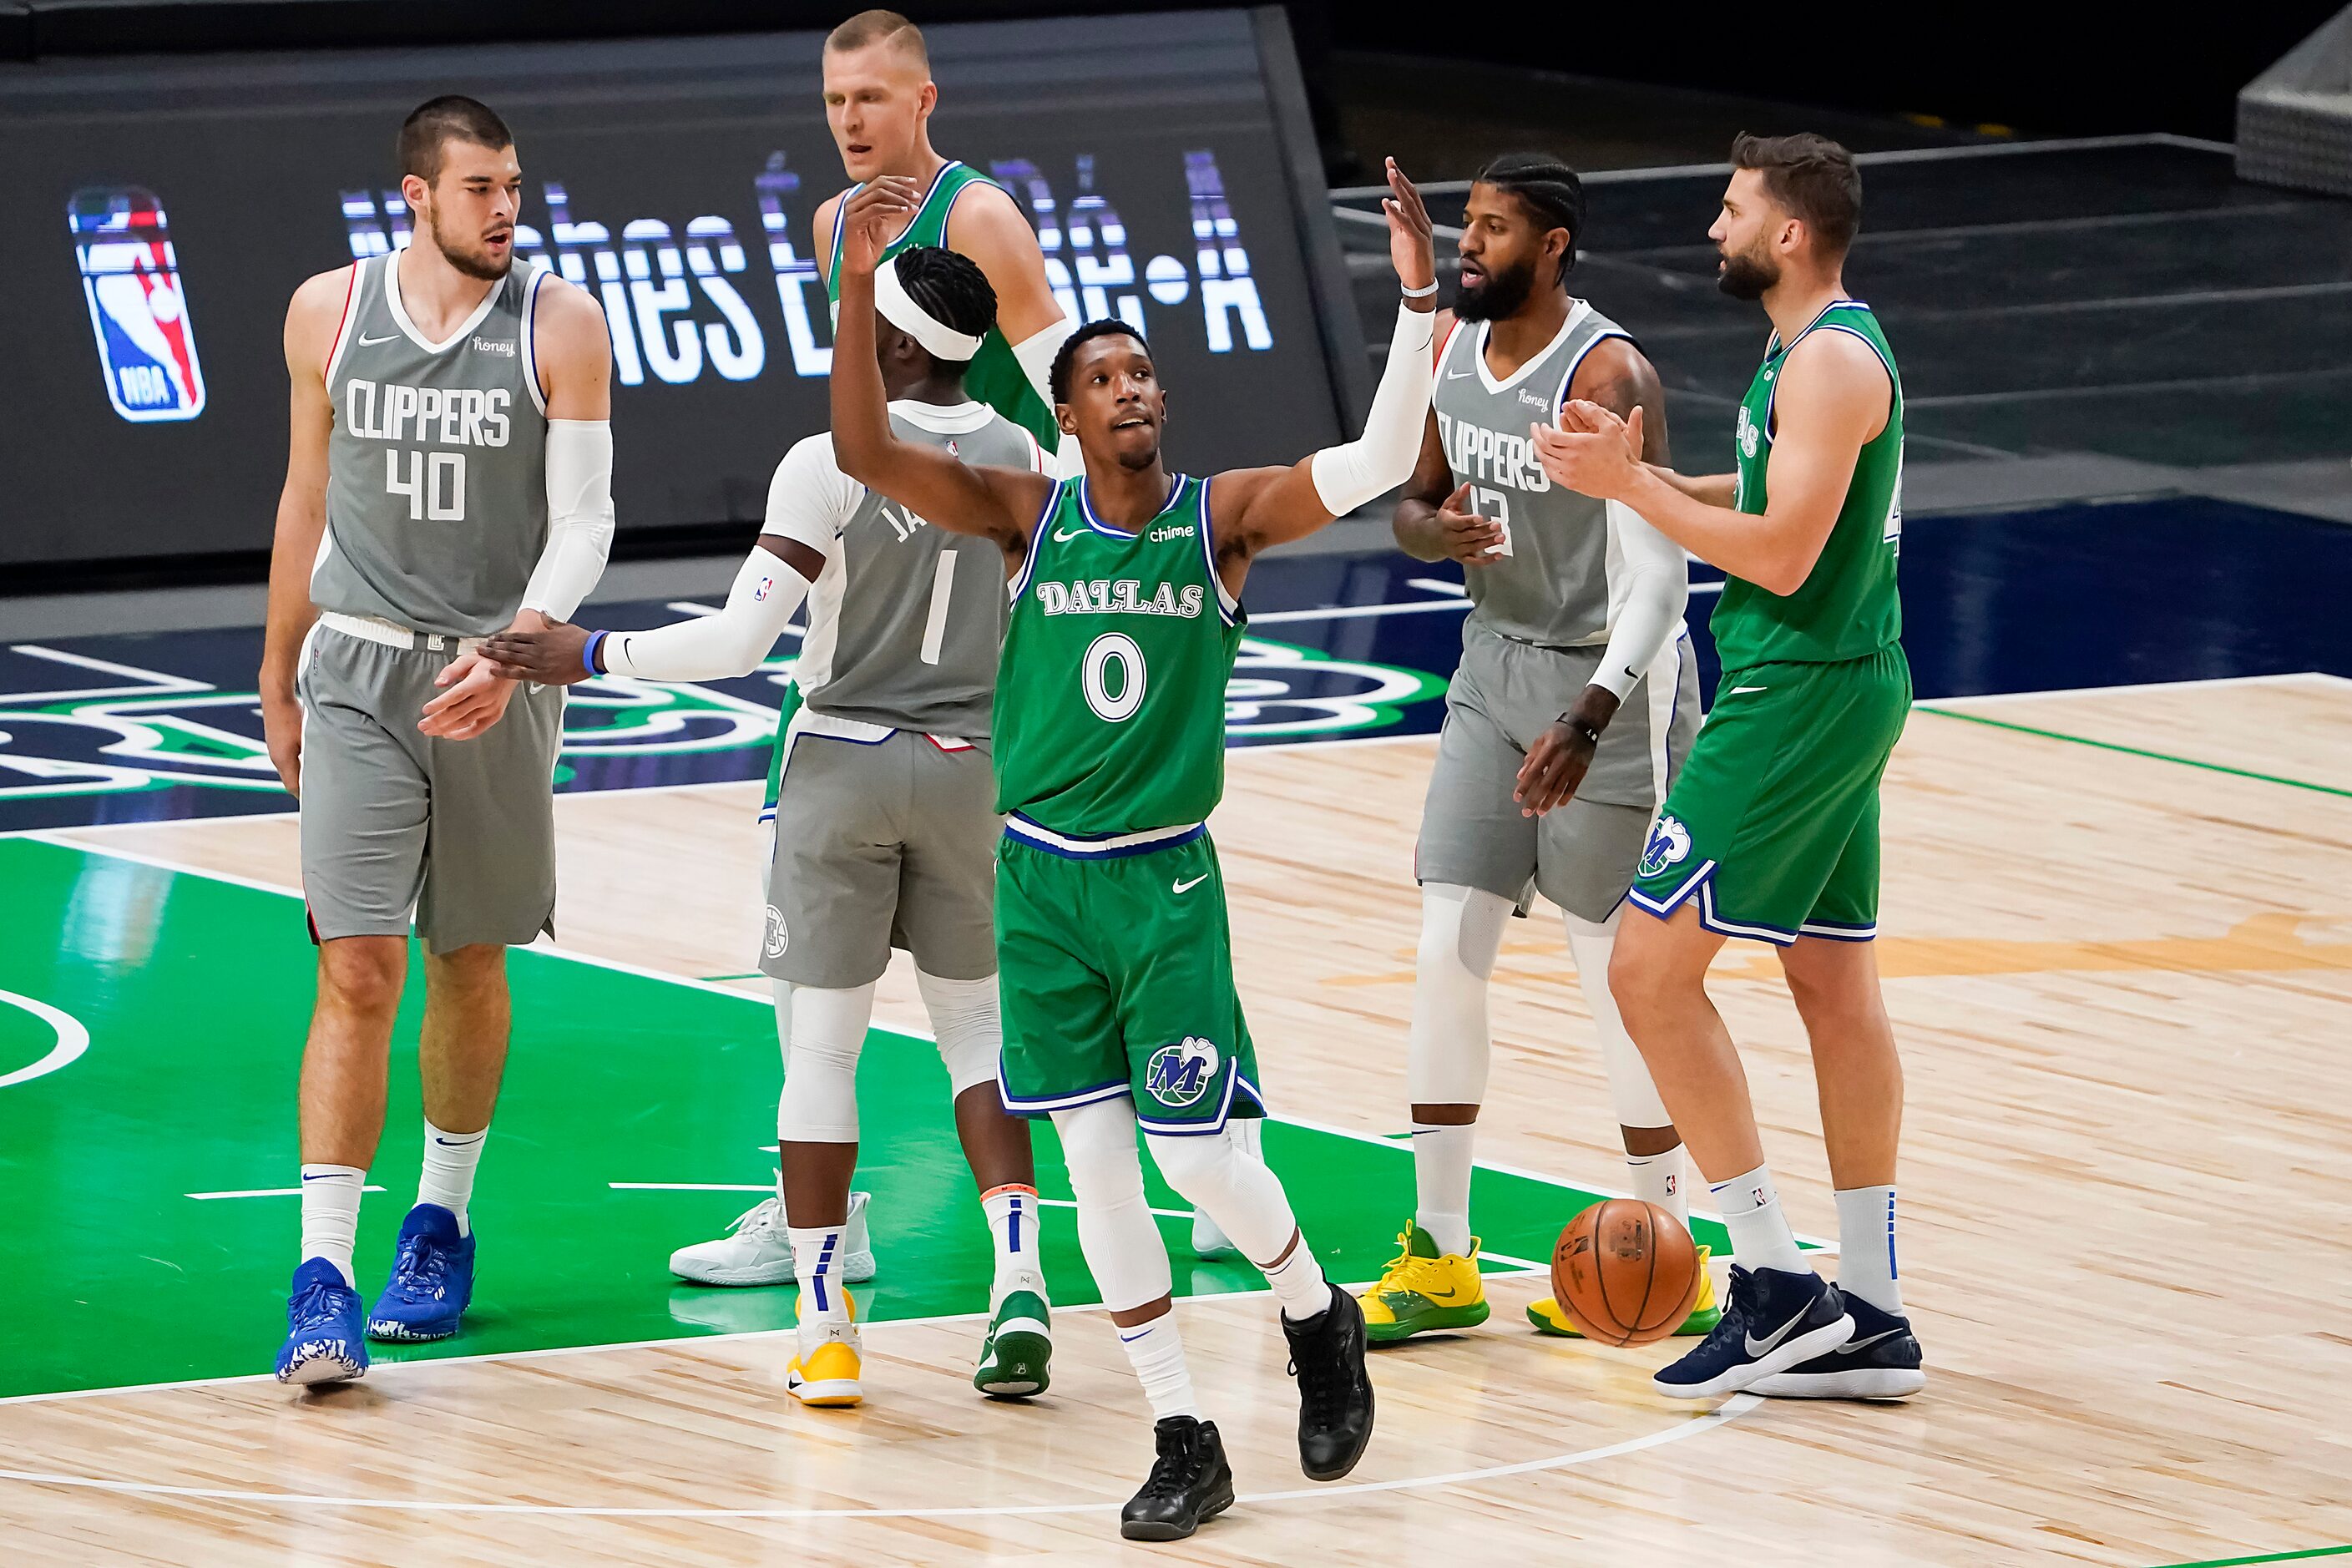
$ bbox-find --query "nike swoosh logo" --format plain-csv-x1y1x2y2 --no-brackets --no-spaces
1419,1287,1461,1300
1172,873,1208,893
1744,1311,1807,1358
1826,1328,1902,1357
1052,527,1085,542
357,331,400,346
1729,685,1768,694
1444,369,1474,380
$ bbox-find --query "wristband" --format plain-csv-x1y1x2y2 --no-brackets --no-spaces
1556,712,1602,746
583,629,609,676
1400,279,1440,299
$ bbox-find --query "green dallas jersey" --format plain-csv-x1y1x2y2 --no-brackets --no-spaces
995,474,1242,836
1715,299,1904,671
826,159,1059,451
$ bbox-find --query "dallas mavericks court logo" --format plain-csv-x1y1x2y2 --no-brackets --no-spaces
68,186,206,423
1639,814,1692,879
1144,1036,1221,1109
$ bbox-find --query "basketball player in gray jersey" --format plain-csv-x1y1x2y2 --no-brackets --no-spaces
260,96,616,1384
1354,154,1717,1346
485,246,1056,1409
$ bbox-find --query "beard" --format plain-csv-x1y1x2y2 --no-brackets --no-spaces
1454,255,1539,322
1717,248,1779,301
428,207,513,281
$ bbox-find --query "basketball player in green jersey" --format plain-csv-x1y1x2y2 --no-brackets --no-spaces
828,160,1439,1542
813,10,1075,456
1535,134,1925,1403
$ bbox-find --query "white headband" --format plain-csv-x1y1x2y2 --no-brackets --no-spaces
873,255,986,361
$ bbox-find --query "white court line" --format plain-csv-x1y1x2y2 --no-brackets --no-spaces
1929,671,2344,706
0,1393,1761,1518
187,1186,387,1201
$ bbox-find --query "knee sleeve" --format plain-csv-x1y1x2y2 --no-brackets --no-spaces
1052,1099,1170,1312
1146,1130,1298,1267
916,968,1000,1097
776,982,873,1144
1405,883,1510,1106
1564,909,1672,1129
769,977,793,1062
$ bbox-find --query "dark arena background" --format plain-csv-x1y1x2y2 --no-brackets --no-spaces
3,3,2350,1563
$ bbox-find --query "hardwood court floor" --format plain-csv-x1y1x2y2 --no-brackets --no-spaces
4,675,2349,1565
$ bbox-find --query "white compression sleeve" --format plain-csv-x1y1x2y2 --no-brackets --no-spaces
1562,908,1672,1128
521,418,617,621
1404,883,1510,1105
915,969,1000,1097
1588,500,1690,701
776,983,875,1144
1010,317,1082,478
1310,301,1437,517
1051,1099,1171,1312
602,547,811,680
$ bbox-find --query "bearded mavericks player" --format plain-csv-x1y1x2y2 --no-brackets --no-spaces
1355,153,1717,1347
259,96,615,1383
484,247,1055,1408
826,159,1437,1540
1536,133,1924,1402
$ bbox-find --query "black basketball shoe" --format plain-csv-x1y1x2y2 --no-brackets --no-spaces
1282,1282,1376,1480
1120,1416,1236,1542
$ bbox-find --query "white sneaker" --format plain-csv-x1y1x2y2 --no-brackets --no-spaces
1191,1207,1238,1258
669,1190,878,1286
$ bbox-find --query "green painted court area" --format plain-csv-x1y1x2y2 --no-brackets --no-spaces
0,834,1738,1401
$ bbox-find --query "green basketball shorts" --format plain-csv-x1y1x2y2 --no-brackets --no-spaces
1627,645,1910,945
994,817,1265,1136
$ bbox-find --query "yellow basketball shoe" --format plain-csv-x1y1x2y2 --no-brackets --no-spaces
1358,1222,1490,1343
1527,1244,1723,1338
787,1290,862,1407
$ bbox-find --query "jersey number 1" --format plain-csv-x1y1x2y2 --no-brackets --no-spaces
387,449,465,522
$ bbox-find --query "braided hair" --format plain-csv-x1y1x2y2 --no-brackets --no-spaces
891,244,998,372
1474,152,1586,289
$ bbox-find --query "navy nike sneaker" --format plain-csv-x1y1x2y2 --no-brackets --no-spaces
1750,1293,1925,1400
367,1203,476,1342
1652,1264,1853,1400
276,1257,369,1384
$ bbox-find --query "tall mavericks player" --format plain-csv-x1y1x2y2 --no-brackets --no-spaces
1358,152,1717,1347
827,160,1439,1541
483,247,1056,1407
1536,133,1924,1401
259,96,615,1383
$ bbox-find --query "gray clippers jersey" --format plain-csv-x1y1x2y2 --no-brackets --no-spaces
1433,302,1636,648
316,254,552,637
791,402,1042,736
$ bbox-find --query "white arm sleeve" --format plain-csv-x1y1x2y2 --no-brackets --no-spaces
1310,302,1436,517
602,547,812,680
1010,316,1082,478
1589,499,1690,701
521,419,617,621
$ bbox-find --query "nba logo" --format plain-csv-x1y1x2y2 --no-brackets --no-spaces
68,186,206,422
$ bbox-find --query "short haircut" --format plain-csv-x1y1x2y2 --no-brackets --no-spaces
398,95,513,185
1050,319,1149,403
1730,132,1862,256
1474,152,1587,288
826,8,928,65
893,245,999,370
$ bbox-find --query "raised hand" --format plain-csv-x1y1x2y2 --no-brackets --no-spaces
1532,402,1644,501
481,623,594,686
1383,157,1436,299
837,176,919,278
1434,480,1505,564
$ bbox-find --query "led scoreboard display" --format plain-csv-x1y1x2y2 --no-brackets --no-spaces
0,9,1361,574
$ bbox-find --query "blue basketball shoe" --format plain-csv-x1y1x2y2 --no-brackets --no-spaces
366,1203,476,1342
275,1257,369,1384
1750,1293,1926,1400
1652,1264,1853,1400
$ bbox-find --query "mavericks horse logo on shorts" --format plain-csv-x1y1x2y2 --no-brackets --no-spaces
1639,814,1692,880
1144,1036,1221,1108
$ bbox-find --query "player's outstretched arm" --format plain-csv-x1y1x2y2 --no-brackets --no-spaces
828,179,1050,565
947,181,1080,468
1216,159,1437,588
258,266,351,797
1530,327,1886,594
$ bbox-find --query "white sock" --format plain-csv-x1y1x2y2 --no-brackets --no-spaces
787,1224,850,1322
299,1163,366,1287
1626,1145,1690,1230
1708,1163,1808,1276
1262,1236,1331,1323
417,1119,487,1235
981,1183,1041,1294
1411,1121,1475,1257
1117,1313,1202,1422
1834,1185,1904,1315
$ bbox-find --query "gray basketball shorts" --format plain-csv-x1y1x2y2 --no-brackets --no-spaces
1415,621,1701,923
760,728,1001,989
296,624,564,953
